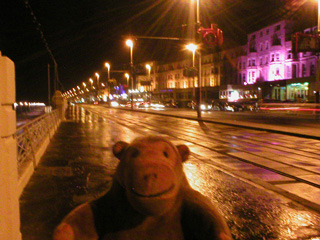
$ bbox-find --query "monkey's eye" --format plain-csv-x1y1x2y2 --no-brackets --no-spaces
163,151,169,158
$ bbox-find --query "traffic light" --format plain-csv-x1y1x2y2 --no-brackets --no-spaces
198,24,223,47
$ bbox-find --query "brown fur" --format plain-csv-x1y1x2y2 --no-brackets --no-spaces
53,136,232,240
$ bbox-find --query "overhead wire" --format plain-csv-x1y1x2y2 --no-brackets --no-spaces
23,0,65,92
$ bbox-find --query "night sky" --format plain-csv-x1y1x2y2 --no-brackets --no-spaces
0,0,316,103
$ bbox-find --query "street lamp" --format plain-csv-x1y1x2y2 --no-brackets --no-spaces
190,0,202,118
146,64,151,79
89,78,93,88
126,40,133,66
126,39,134,109
105,62,111,101
95,73,100,88
105,62,110,79
125,73,130,86
146,64,151,92
186,43,198,108
186,44,197,67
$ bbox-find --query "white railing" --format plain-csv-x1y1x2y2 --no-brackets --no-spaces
16,109,61,195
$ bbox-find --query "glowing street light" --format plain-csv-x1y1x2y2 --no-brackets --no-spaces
125,73,130,85
89,78,93,87
105,62,110,80
95,72,100,87
82,82,86,88
186,44,198,67
126,39,133,66
146,64,151,79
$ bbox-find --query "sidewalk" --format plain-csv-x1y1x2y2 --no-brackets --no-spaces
19,119,116,240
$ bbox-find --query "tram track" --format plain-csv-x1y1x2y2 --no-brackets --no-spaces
82,105,320,197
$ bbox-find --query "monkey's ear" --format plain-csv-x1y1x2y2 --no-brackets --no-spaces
176,144,190,162
113,141,129,160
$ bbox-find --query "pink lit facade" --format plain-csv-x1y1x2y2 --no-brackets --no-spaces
140,20,319,105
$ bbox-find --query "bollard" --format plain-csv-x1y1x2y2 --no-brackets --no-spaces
0,52,21,239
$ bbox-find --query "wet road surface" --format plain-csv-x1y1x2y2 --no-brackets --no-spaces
20,105,320,240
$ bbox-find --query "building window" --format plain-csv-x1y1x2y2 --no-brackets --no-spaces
210,78,214,86
243,73,246,82
167,74,173,80
252,59,255,66
311,63,315,76
260,43,263,51
287,51,292,59
271,54,275,62
265,56,268,64
275,24,281,32
239,74,242,82
266,41,269,50
260,31,263,37
266,29,269,35
272,33,281,46
276,53,280,61
239,62,242,69
260,58,262,65
243,62,246,69
302,64,306,77
248,60,251,66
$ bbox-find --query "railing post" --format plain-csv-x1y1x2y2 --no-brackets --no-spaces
52,90,67,121
0,52,21,239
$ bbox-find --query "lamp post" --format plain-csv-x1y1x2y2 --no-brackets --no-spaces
95,73,100,88
186,43,198,109
125,73,130,86
105,62,111,102
190,0,202,118
95,72,100,101
146,64,151,92
126,39,134,109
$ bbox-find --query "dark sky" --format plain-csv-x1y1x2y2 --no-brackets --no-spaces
0,0,316,103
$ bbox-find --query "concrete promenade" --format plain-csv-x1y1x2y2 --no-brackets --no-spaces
19,106,320,239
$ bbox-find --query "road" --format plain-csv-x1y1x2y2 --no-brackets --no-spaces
74,104,320,239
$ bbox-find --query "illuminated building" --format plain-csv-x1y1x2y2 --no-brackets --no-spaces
143,20,319,105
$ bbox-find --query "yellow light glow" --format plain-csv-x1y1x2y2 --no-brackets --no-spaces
146,64,151,71
126,39,133,47
186,43,198,53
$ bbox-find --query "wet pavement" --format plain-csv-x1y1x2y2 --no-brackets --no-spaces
19,105,320,239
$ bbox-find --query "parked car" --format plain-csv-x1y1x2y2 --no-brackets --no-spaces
212,101,225,111
224,102,244,112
